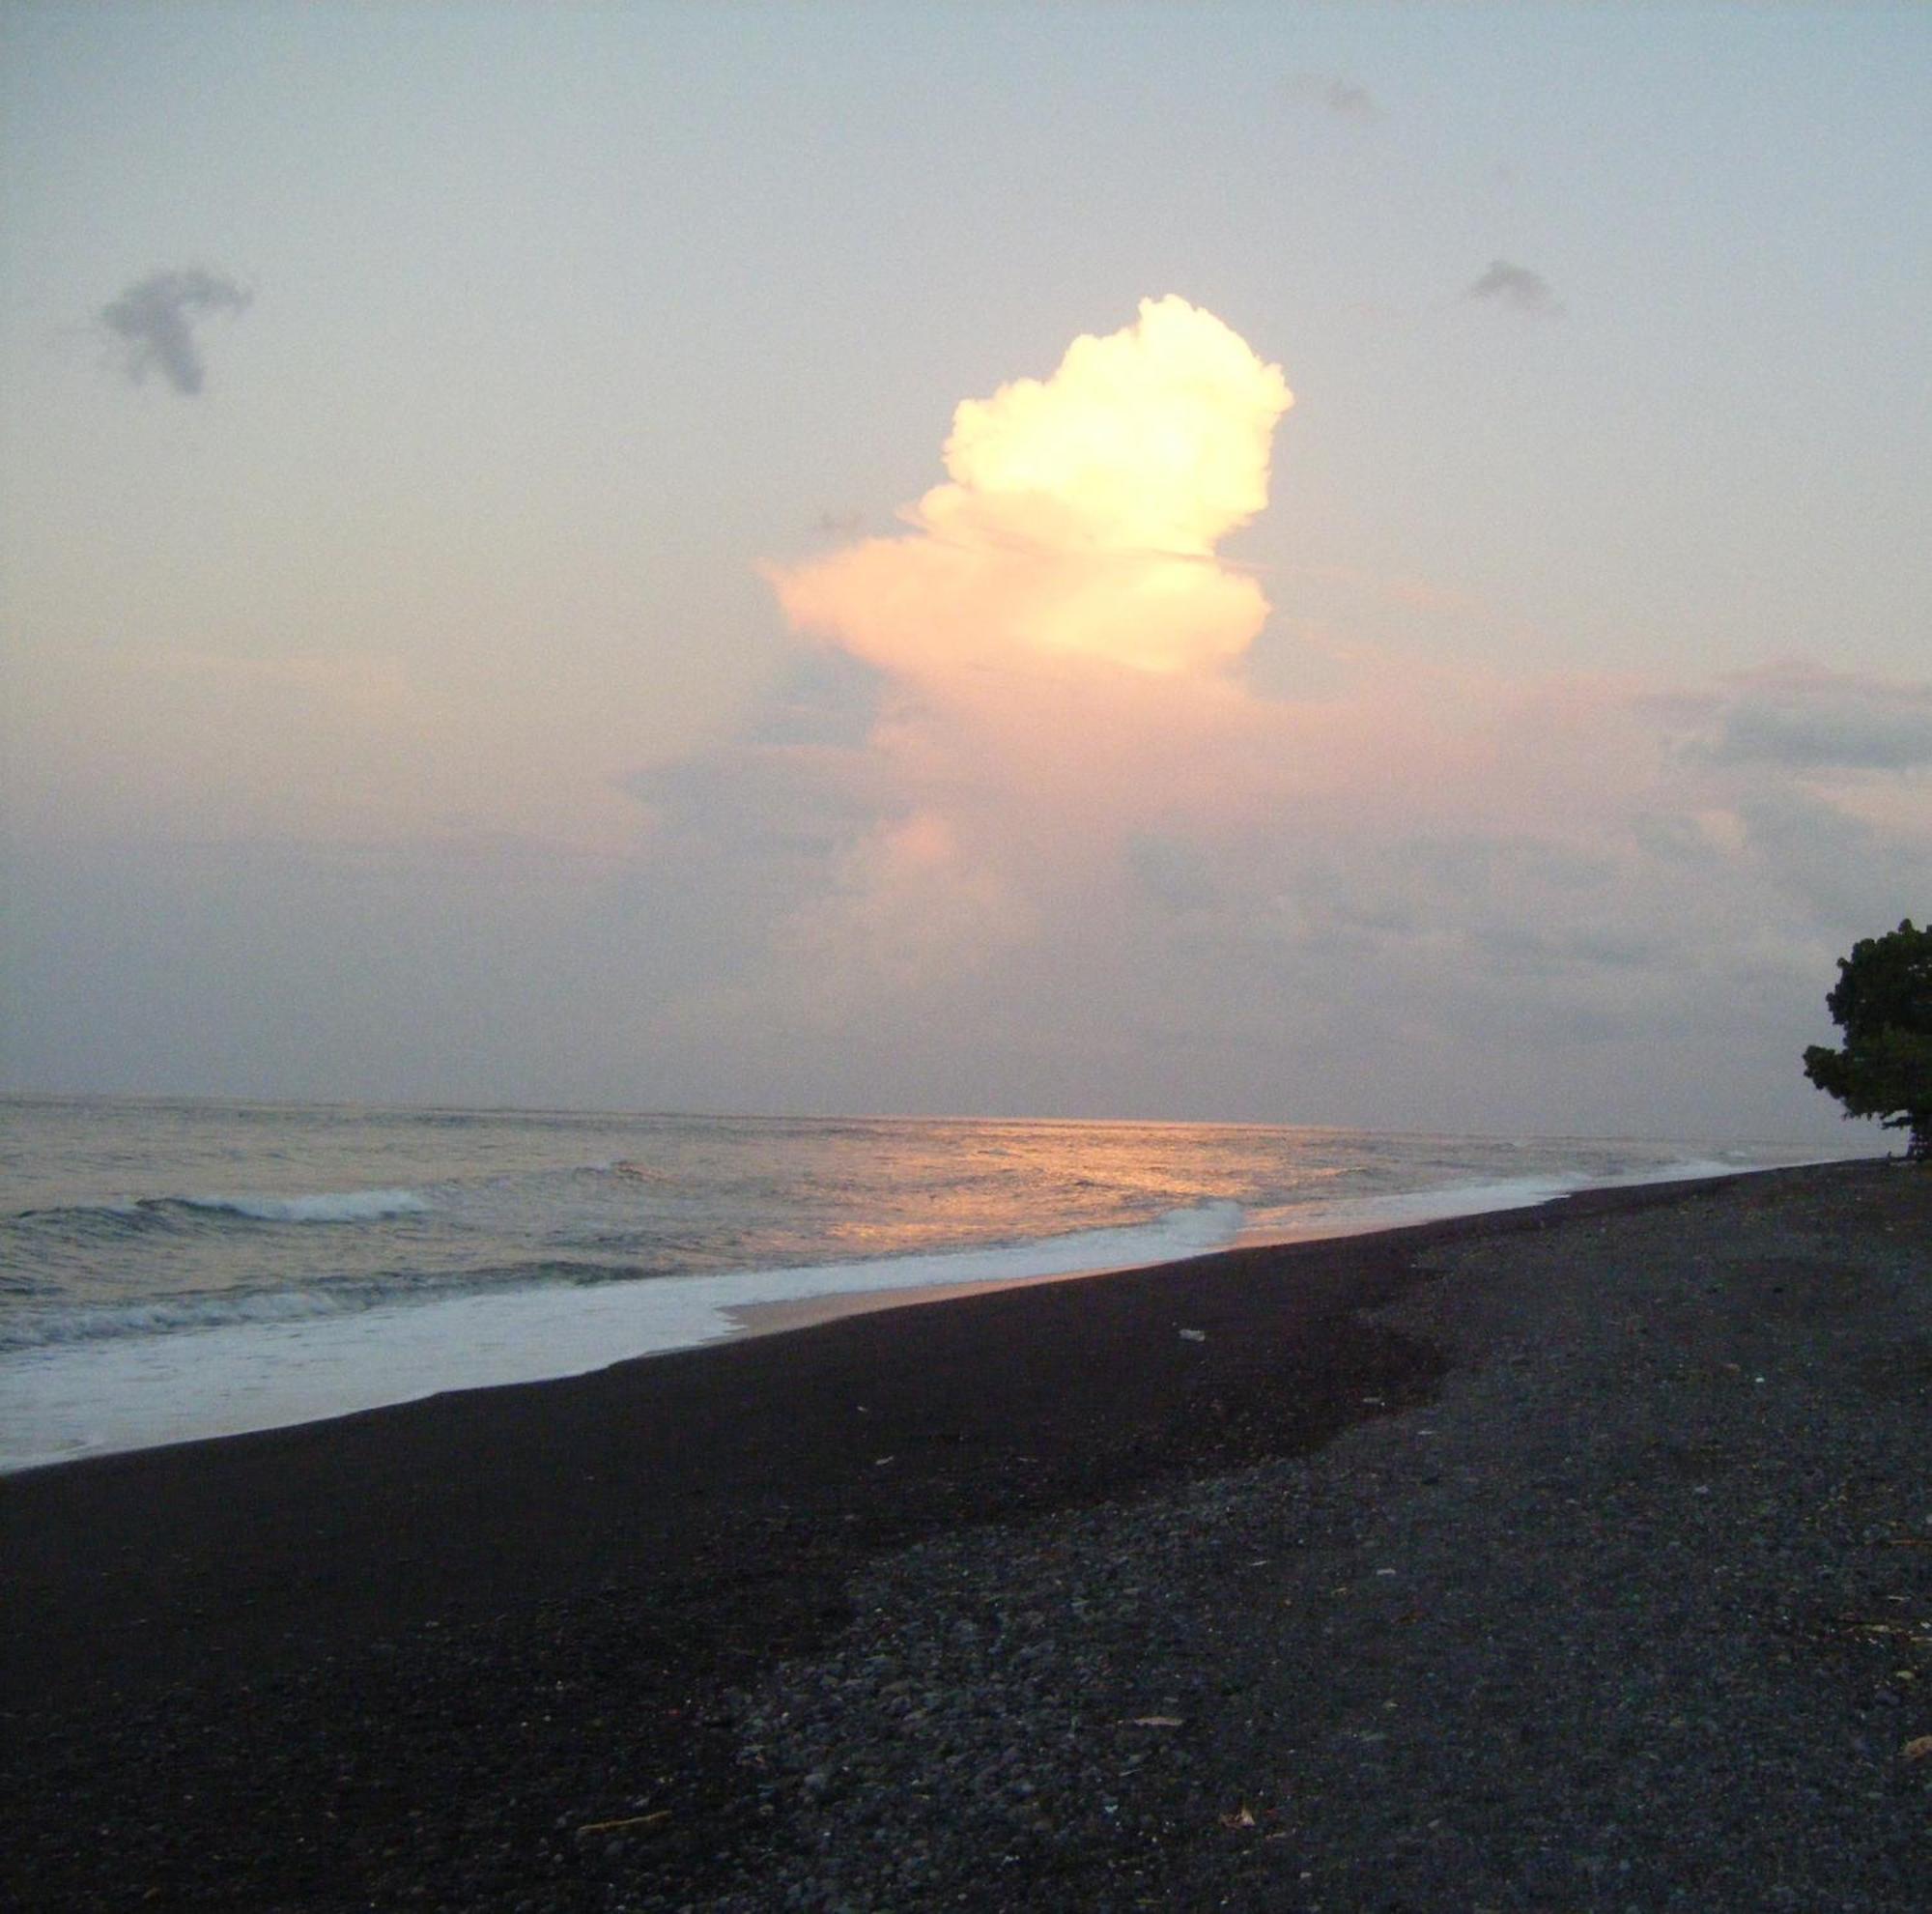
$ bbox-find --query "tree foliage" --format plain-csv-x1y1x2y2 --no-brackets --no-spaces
1802,918,1932,1160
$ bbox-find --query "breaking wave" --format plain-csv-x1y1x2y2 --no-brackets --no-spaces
10,1187,431,1241
174,1188,430,1224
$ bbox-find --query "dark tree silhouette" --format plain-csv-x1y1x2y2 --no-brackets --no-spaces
1803,918,1932,1160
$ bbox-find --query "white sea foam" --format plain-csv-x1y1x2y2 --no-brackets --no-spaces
0,1200,1245,1471
177,1188,429,1223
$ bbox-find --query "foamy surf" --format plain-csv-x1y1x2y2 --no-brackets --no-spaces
0,1200,1245,1471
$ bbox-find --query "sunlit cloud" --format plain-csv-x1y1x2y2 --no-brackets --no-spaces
99,268,251,394
769,296,1293,680
755,298,1296,991
618,297,1932,1122
754,300,1907,1021
748,300,1709,1040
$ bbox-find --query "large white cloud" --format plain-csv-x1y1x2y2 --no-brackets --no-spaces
769,296,1292,680
719,301,1930,1127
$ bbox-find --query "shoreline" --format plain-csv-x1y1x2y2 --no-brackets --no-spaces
4,1157,1924,1909
721,1157,1797,1347
0,1150,1864,1475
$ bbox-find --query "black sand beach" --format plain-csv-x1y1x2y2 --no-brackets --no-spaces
4,1161,1926,1910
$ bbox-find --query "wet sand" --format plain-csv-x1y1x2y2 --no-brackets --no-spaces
724,1266,1111,1339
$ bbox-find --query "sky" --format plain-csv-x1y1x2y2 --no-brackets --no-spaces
2,2,1927,1140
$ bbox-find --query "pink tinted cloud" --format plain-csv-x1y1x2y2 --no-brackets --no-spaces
747,300,1927,1066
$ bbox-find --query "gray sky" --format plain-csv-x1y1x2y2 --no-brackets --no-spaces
2,3,1927,1141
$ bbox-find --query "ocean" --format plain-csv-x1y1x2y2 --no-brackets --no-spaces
0,1095,1862,1472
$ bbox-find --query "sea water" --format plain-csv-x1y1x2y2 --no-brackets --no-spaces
0,1096,1864,1471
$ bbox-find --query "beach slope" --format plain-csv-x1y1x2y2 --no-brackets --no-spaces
3,1160,1925,1909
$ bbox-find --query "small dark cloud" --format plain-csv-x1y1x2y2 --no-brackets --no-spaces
1708,691,1932,771
1464,260,1563,317
1732,787,1923,929
1476,922,1662,973
1631,812,1727,867
1654,664,1932,774
747,650,885,751
628,741,884,858
99,268,251,395
1322,79,1378,120
1127,835,1220,916
814,510,867,541
1283,72,1380,121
